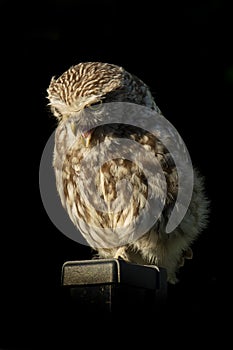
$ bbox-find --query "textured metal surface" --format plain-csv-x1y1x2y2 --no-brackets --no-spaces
62,259,120,286
62,258,166,289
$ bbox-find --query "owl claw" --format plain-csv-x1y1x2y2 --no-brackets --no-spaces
184,247,193,260
167,273,179,284
114,247,130,262
178,256,185,267
177,248,193,267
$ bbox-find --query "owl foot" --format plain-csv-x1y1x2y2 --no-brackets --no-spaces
183,247,193,260
114,247,130,262
167,272,179,284
177,247,193,267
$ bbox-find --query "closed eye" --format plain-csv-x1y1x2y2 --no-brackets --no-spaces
88,100,103,110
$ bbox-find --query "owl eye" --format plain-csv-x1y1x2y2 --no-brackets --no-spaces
88,100,103,110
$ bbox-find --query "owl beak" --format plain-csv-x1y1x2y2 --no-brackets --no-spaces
70,121,93,147
81,129,94,147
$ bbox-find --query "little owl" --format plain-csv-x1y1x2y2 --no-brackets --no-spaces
47,61,209,284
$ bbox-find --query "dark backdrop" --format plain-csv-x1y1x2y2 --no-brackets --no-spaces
1,0,231,347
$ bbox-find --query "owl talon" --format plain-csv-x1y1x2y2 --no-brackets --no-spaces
184,247,193,260
178,256,185,267
177,248,193,268
114,247,130,262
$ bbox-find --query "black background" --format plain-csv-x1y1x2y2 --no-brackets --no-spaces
1,0,232,347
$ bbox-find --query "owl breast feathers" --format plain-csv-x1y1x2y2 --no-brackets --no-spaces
47,61,209,284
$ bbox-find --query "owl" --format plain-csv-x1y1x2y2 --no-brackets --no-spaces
47,62,209,284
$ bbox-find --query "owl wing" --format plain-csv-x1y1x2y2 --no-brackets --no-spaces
53,116,179,250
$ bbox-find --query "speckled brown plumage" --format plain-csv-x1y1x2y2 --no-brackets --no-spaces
47,61,209,283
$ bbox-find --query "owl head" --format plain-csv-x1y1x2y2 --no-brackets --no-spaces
47,62,125,122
